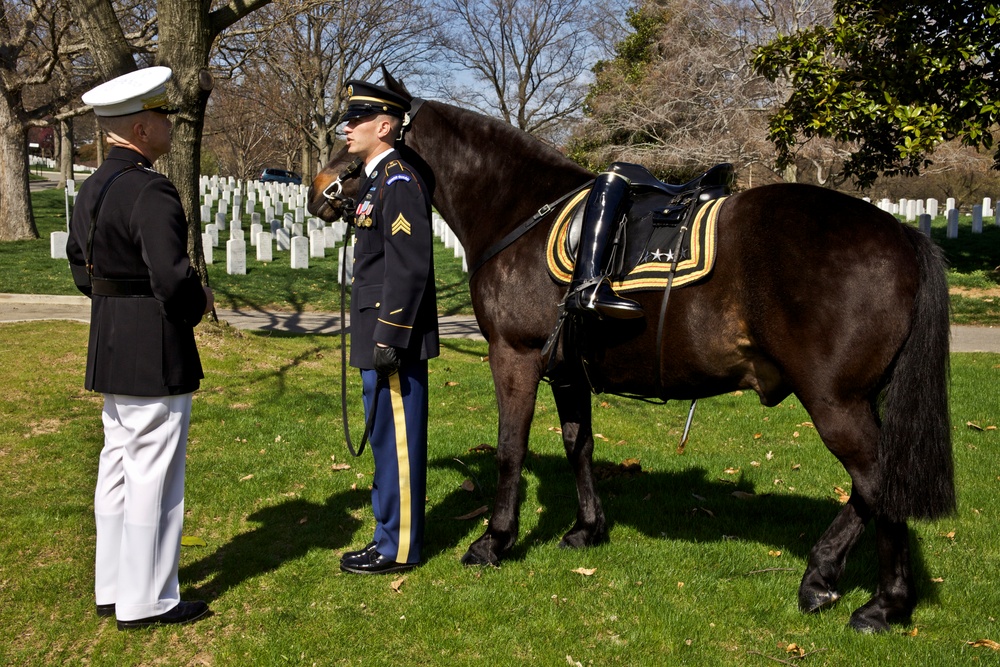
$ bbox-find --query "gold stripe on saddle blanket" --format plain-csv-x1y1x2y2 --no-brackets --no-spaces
545,195,728,293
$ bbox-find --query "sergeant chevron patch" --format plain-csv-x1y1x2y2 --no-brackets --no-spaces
392,213,411,235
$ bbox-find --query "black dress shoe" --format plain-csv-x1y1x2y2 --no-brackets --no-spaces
340,540,378,563
340,550,417,575
116,600,210,631
96,603,115,618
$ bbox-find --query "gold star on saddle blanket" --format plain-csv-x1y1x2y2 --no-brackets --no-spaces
546,191,728,292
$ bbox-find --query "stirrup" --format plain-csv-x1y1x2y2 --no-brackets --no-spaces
565,279,643,320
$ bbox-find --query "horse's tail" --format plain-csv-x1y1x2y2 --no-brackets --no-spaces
877,225,955,521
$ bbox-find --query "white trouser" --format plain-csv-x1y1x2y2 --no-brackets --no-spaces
94,393,192,621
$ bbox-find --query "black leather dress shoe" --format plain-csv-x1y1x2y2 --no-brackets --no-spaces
340,540,378,563
116,600,210,631
96,603,115,618
340,550,417,575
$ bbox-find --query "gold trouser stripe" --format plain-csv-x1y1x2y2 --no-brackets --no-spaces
388,372,412,563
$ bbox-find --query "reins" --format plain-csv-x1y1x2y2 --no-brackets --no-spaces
322,157,379,458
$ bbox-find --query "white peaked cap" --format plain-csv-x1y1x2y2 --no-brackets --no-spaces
82,66,177,117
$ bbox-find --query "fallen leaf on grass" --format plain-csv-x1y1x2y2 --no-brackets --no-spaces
930,577,944,583
181,536,207,547
594,433,608,441
453,506,489,520
967,421,984,431
768,550,782,557
239,474,254,482
331,463,351,471
572,567,597,576
968,639,1000,650
445,381,460,387
732,491,756,500
391,576,406,593
833,486,850,503
907,627,919,637
548,426,563,434
460,479,475,492
785,643,805,657
723,467,739,475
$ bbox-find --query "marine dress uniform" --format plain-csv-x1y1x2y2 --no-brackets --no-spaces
66,67,209,629
338,82,439,574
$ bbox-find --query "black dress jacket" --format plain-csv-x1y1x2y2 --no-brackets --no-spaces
349,150,439,368
67,146,207,396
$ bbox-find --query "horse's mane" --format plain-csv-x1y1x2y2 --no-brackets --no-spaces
419,99,592,182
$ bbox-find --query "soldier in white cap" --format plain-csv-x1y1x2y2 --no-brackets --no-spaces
66,66,213,630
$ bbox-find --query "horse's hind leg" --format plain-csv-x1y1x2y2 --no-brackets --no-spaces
551,380,607,548
798,398,915,630
848,517,915,632
461,343,541,566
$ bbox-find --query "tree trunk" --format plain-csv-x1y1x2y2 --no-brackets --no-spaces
157,1,215,288
0,93,38,240
94,117,105,166
58,119,74,188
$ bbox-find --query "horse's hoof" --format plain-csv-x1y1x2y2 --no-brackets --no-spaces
460,545,500,567
848,602,891,633
798,588,841,613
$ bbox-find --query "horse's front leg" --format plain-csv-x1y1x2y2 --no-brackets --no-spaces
551,380,607,548
461,343,541,566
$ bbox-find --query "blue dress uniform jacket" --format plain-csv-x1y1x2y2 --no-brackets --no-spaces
349,151,439,368
349,149,438,565
67,146,207,396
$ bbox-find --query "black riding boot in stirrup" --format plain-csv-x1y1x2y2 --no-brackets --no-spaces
564,171,643,319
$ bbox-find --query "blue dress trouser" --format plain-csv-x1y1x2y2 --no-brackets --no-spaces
361,360,428,564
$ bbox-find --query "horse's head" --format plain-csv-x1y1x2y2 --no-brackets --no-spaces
307,146,364,223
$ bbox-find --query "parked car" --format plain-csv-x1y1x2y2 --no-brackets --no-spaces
260,168,302,185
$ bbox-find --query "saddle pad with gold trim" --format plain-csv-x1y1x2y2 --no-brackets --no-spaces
546,193,728,293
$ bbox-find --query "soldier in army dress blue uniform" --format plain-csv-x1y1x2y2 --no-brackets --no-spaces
336,81,440,575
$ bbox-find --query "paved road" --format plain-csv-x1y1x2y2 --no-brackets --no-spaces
4,292,1000,351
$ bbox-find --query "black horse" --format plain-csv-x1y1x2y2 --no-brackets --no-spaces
308,72,954,633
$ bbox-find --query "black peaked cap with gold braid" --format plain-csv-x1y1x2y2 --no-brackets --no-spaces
339,80,410,123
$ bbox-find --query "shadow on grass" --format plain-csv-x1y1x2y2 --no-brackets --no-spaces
179,490,368,602
177,452,937,614
425,452,938,610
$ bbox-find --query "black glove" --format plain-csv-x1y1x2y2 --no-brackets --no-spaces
372,345,401,378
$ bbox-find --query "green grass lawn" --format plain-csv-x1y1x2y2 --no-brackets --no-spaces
1,320,998,665
6,187,1000,323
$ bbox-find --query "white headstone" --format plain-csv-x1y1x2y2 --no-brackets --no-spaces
269,219,281,235
250,223,263,247
946,208,959,239
324,226,340,248
276,227,291,251
256,232,273,262
972,204,983,233
918,214,932,236
290,236,309,269
982,197,993,219
50,231,68,259
205,224,219,247
200,204,212,224
309,229,325,258
202,233,214,264
927,198,938,218
226,238,246,275
214,212,227,232
945,197,956,214
291,223,303,237
337,245,354,283
218,199,228,216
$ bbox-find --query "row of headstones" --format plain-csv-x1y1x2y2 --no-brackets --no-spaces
874,196,998,238
205,210,466,278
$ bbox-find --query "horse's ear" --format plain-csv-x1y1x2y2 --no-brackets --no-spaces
381,65,411,100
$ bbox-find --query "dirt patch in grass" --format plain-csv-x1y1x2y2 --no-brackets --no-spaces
950,286,1000,298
